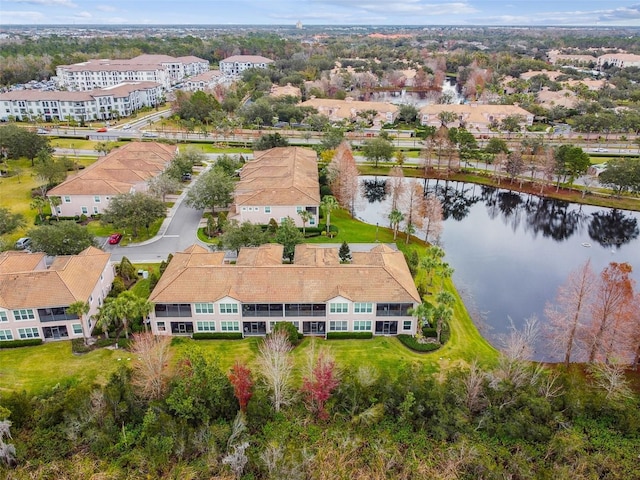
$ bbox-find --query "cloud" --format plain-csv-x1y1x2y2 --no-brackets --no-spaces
75,11,92,18
7,0,77,7
96,5,117,12
0,10,46,23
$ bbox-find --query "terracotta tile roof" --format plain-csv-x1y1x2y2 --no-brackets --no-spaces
294,244,340,266
235,147,320,207
237,244,284,266
0,82,161,103
221,55,274,64
0,246,110,309
47,142,177,196
0,251,46,275
300,98,399,121
149,244,420,304
186,70,222,82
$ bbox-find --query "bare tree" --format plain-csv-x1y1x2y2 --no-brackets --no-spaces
257,330,295,412
402,182,426,244
544,260,595,366
385,166,406,216
462,360,487,415
423,193,443,243
588,360,634,401
327,141,359,215
0,420,16,467
130,332,173,401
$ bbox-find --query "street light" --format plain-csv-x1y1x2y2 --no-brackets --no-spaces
375,222,379,242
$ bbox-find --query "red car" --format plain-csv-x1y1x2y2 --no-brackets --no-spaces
96,127,108,133
108,233,123,245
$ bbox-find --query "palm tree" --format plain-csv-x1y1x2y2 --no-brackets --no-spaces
112,291,154,340
30,197,47,223
320,195,339,235
67,301,90,344
95,298,120,340
298,209,312,237
388,209,404,240
408,302,433,336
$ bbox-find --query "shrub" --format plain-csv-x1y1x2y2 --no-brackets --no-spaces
397,334,441,352
423,327,438,338
71,338,92,354
0,339,43,349
326,332,373,340
192,332,243,340
270,322,301,346
95,337,117,348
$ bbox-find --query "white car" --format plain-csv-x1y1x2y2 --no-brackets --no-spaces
142,132,158,138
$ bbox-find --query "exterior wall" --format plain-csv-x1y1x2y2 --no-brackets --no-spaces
54,193,116,218
219,61,271,76
57,68,170,90
236,205,318,227
0,262,114,343
149,297,416,337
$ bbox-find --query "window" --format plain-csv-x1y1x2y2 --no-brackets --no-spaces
330,303,349,314
310,217,316,225
0,311,7,322
296,206,303,213
221,321,240,332
329,320,348,331
0,330,13,341
18,327,40,339
354,303,373,314
81,206,88,214
63,196,71,203
264,206,271,213
157,321,166,332
72,324,83,335
241,207,247,212
219,303,239,314
376,303,413,317
93,206,99,214
94,195,100,203
13,309,35,321
354,320,372,331
195,303,214,314
196,321,215,332
242,304,283,317
155,304,192,317
403,320,413,330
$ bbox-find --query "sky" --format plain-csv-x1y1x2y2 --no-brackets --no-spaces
1,0,640,26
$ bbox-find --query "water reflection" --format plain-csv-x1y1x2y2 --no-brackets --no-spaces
357,176,640,360
361,178,388,203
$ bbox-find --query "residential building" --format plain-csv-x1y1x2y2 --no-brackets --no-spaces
270,83,302,99
47,142,177,217
229,147,320,228
219,55,274,76
55,54,209,91
0,82,163,123
0,247,114,342
299,97,399,127
183,69,226,92
418,104,534,132
148,243,420,337
597,53,640,69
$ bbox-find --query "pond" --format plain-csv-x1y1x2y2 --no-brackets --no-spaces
355,176,640,361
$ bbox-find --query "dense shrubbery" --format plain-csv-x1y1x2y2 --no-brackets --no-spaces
397,334,442,352
0,339,42,349
192,332,243,340
326,332,373,340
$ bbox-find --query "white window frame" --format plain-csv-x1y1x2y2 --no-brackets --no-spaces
403,320,413,330
196,321,216,332
72,324,83,335
329,320,348,331
18,327,40,339
13,309,35,321
221,321,240,332
354,302,373,314
0,311,7,322
296,206,303,213
219,303,239,314
94,195,101,203
63,196,71,203
264,206,271,213
157,321,166,332
93,206,99,214
330,303,349,314
194,303,214,314
354,320,372,331
81,206,88,214
0,330,13,341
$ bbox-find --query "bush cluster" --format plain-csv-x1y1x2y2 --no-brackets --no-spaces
397,334,441,352
0,339,43,349
326,331,373,340
192,332,243,340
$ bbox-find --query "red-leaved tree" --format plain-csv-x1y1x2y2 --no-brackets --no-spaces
228,361,253,413
301,352,340,421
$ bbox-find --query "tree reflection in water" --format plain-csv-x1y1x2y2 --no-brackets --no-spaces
361,178,388,203
588,209,640,249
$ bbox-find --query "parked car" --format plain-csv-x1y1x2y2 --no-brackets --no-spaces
15,237,31,250
96,127,108,132
108,233,123,245
142,132,158,138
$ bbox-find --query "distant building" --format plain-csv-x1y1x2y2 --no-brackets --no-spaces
55,54,209,91
228,147,320,228
148,243,420,337
269,83,302,99
418,104,534,132
597,53,640,69
300,97,399,127
47,142,177,217
0,82,163,122
0,247,114,342
183,69,226,92
219,55,274,76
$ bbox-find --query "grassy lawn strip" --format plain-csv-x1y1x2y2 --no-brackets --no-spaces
0,341,122,395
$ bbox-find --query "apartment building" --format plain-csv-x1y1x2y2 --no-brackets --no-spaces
219,55,274,76
0,82,163,123
148,243,420,337
0,247,114,342
55,54,209,91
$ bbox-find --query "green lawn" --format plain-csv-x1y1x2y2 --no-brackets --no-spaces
0,341,122,395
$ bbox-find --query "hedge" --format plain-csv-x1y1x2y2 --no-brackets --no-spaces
0,339,43,349
326,332,373,340
397,334,441,352
423,327,438,338
192,332,243,340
